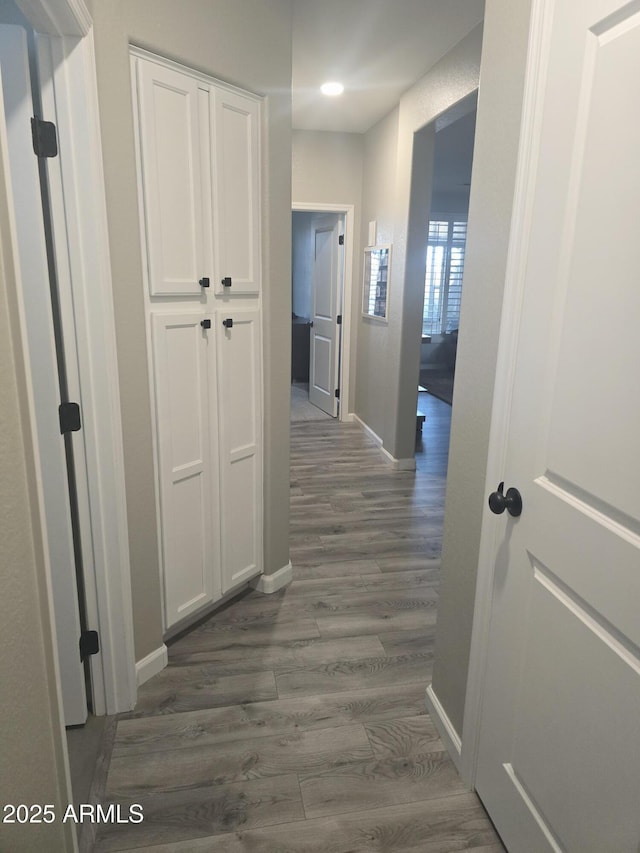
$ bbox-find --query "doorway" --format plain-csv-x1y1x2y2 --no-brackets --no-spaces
420,108,476,404
291,205,352,422
0,12,92,726
0,0,137,724
414,103,476,458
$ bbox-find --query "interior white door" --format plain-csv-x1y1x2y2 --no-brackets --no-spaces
216,308,262,592
309,213,342,416
152,312,219,627
475,2,640,851
136,58,205,297
212,87,261,295
0,25,87,725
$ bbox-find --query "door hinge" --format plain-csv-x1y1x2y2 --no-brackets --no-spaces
79,630,99,661
337,314,342,325
59,402,81,435
338,234,344,245
335,388,340,399
31,117,58,158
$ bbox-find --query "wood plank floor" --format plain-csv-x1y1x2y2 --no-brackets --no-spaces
96,395,504,852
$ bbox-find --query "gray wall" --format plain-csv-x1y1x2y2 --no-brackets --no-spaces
90,0,293,660
0,141,74,853
355,107,399,437
432,0,534,737
356,28,483,458
292,130,363,414
292,130,364,209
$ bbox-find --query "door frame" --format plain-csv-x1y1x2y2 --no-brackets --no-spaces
460,0,551,787
14,0,137,715
292,201,355,421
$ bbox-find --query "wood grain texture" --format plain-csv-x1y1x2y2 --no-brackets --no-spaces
113,684,430,758
124,794,500,852
107,724,372,796
364,715,443,759
168,634,385,669
299,749,466,819
94,775,303,852
122,669,278,718
275,652,435,699
96,401,504,851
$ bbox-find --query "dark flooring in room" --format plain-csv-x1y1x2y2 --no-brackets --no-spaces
94,395,504,852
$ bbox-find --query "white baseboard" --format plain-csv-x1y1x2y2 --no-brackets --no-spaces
341,411,355,423
352,413,382,446
426,684,464,776
250,561,293,594
353,414,416,471
380,445,417,471
135,644,168,687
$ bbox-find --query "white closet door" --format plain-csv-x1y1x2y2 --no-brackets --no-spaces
212,89,261,295
216,309,263,591
152,313,219,626
137,60,204,297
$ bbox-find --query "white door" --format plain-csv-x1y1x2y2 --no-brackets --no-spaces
216,308,262,592
212,88,261,295
309,213,342,416
475,2,640,851
152,312,220,628
135,58,205,297
0,25,87,725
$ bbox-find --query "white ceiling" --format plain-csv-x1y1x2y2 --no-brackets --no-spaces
292,0,485,134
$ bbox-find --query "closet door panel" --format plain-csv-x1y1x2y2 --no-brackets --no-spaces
212,89,261,294
137,60,204,296
216,310,263,591
152,313,217,626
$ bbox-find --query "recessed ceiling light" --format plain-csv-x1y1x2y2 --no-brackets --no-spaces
321,81,344,96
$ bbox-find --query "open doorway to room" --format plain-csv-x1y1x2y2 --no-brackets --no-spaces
291,207,348,423
418,106,476,418
413,102,476,462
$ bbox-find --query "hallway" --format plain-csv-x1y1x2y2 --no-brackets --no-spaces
95,396,503,852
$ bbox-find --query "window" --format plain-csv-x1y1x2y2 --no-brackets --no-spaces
423,218,467,336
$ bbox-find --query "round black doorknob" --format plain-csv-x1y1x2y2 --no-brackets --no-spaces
488,482,523,517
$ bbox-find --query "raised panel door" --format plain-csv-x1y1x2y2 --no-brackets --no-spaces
136,59,205,297
151,312,219,626
475,2,640,850
211,89,261,295
215,309,262,591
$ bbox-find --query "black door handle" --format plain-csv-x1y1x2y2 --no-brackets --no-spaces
222,318,233,328
488,482,523,517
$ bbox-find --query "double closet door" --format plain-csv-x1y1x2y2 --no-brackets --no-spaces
132,49,263,629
